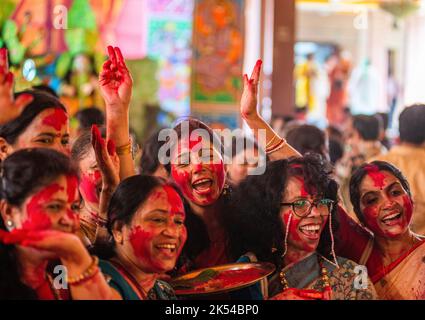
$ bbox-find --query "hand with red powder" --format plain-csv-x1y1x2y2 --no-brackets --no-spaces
240,59,262,120
99,46,136,180
99,46,133,109
0,48,33,125
91,124,120,244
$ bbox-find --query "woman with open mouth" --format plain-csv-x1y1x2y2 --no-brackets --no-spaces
225,154,377,300
167,60,299,275
346,161,425,299
95,175,187,300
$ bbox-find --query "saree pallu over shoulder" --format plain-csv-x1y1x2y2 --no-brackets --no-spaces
373,240,425,300
268,253,377,300
99,259,177,300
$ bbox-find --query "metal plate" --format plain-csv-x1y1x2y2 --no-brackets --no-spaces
170,262,275,296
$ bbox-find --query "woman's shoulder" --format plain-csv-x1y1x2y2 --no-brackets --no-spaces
98,259,139,300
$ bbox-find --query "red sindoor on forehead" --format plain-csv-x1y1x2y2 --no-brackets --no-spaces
42,109,68,131
163,185,184,216
364,165,386,189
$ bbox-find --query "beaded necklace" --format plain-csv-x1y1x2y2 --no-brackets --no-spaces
279,255,331,294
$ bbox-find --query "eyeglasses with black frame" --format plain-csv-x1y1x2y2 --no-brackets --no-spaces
280,199,335,218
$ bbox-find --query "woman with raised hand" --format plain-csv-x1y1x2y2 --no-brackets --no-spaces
226,154,377,300
0,148,118,299
166,61,301,274
99,46,135,180
71,125,120,247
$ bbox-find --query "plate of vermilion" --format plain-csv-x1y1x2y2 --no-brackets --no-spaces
170,262,275,296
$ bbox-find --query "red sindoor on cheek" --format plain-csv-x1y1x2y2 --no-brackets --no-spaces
129,226,162,270
363,205,386,237
66,175,79,222
402,195,413,226
42,109,68,131
25,184,64,230
365,165,386,189
80,171,101,203
171,167,196,202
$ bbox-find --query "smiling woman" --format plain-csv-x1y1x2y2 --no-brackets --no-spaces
0,148,117,300
225,154,377,300
93,175,187,300
348,161,425,299
0,90,70,161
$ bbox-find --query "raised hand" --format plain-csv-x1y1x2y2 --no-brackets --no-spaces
0,48,33,124
91,125,120,243
99,46,133,109
240,59,262,120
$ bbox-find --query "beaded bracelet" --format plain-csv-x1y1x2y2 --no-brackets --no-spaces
67,256,100,286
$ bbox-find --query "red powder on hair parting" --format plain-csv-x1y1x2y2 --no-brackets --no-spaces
163,185,185,216
365,165,386,189
294,176,309,198
42,109,68,131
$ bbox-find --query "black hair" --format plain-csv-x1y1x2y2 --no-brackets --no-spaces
139,128,167,175
0,148,78,299
31,85,59,98
329,138,344,165
352,114,382,141
0,90,67,145
349,161,411,224
74,108,105,131
225,153,339,268
399,104,425,145
286,124,327,158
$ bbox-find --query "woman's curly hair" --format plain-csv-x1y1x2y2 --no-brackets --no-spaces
224,153,339,267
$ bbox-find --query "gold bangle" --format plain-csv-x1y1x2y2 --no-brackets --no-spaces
115,140,132,156
67,256,100,285
265,135,279,149
266,138,286,154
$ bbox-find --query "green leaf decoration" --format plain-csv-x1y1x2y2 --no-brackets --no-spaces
170,269,219,289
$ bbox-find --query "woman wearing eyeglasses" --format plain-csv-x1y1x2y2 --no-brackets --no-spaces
225,154,377,300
